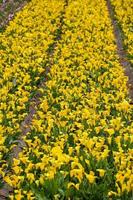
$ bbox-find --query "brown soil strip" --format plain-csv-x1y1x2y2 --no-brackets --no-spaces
0,0,28,30
0,1,68,199
107,0,133,102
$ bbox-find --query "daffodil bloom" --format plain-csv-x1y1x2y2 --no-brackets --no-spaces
68,182,80,190
108,191,117,197
15,190,24,200
97,169,106,177
85,171,96,184
70,168,84,183
27,173,35,183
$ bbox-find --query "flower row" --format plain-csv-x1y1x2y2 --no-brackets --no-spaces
0,0,65,193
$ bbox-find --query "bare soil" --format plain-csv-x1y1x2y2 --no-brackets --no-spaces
0,0,28,30
107,0,133,102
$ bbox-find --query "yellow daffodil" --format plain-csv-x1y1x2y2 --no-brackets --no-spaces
68,182,80,190
97,169,106,177
86,171,96,184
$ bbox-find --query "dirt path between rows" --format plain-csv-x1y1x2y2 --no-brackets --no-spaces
0,0,28,31
0,0,68,199
107,0,133,102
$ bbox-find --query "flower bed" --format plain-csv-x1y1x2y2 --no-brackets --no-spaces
0,0,133,199
0,0,65,192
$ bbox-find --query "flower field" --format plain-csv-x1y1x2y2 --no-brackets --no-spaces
111,0,133,64
0,0,133,199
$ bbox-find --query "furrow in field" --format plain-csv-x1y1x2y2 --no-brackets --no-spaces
110,0,133,65
107,0,133,101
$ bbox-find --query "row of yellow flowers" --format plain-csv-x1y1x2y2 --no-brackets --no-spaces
0,0,65,193
111,0,133,64
1,0,132,199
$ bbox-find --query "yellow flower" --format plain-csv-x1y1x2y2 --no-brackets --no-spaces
68,147,73,155
54,194,60,200
116,100,130,112
68,182,80,190
85,159,90,166
4,176,13,186
95,126,101,134
46,170,55,179
0,135,5,145
106,128,115,135
40,100,49,112
13,166,21,174
82,108,90,119
39,175,45,185
70,168,84,183
9,195,14,200
15,190,24,200
108,191,117,197
86,171,96,184
51,146,62,157
27,173,35,183
97,169,106,177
